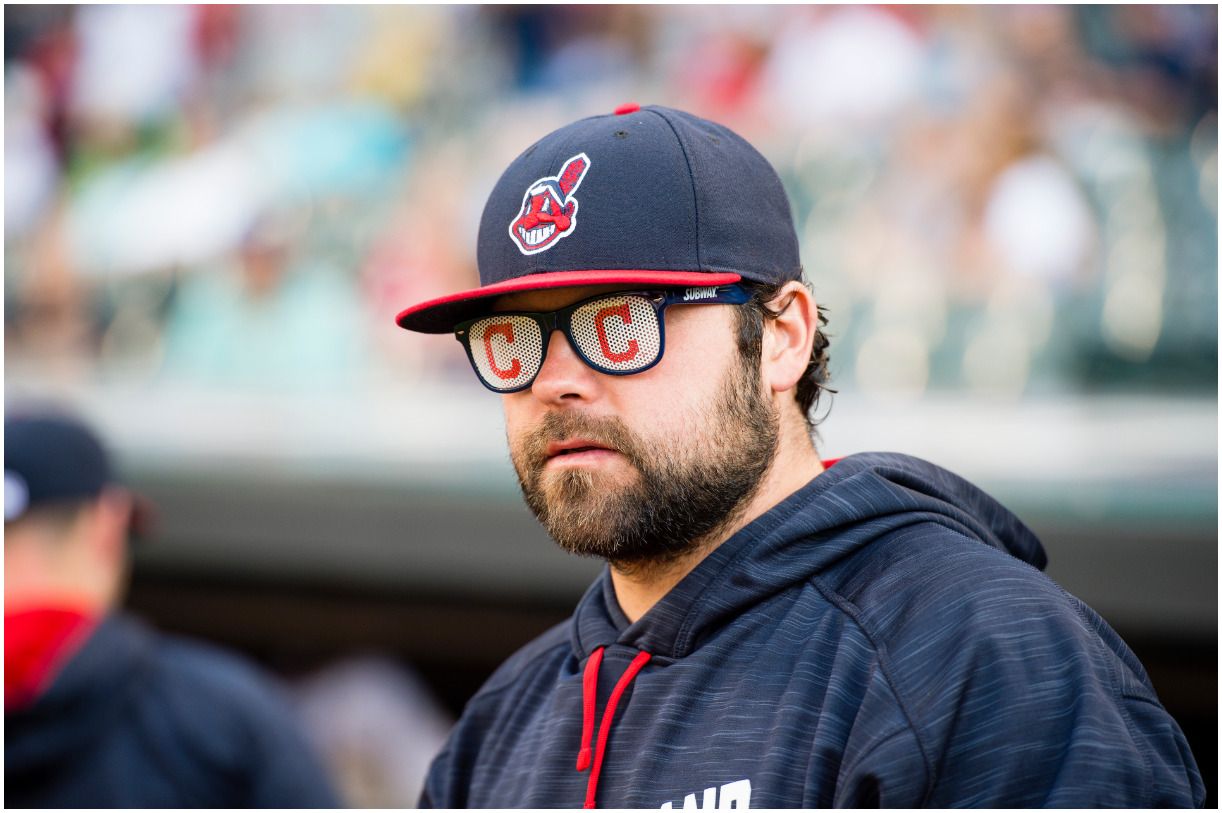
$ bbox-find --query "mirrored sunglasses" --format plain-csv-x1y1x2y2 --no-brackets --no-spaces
454,284,751,393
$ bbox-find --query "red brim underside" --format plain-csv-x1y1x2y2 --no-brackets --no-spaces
395,269,743,334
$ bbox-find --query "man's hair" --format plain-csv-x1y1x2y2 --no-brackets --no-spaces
733,278,833,433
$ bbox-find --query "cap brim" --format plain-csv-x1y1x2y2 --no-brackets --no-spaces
396,269,743,333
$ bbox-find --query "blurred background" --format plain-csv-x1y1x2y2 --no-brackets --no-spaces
4,4,1216,806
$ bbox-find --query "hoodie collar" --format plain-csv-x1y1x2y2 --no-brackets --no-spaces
5,606,99,711
572,452,1045,661
6,612,153,773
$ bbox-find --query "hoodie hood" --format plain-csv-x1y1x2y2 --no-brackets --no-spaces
572,452,1045,661
6,613,153,775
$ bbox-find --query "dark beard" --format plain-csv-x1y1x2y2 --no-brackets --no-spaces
510,354,779,568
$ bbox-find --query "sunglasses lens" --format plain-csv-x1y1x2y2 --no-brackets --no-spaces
466,315,544,391
569,295,661,373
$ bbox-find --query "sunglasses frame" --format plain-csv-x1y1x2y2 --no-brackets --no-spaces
454,284,752,393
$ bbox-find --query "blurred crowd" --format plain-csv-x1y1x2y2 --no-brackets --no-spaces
5,5,1217,400
4,8,1217,807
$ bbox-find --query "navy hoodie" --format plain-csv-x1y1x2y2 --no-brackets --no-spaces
5,612,340,808
421,452,1204,808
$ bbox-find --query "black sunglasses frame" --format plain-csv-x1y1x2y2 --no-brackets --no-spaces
454,284,751,393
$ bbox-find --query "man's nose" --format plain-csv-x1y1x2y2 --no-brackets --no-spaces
530,329,600,403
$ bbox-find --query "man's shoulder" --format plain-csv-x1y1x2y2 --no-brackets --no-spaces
818,523,1098,667
152,629,283,700
824,518,1059,615
806,523,1201,807
106,614,303,735
814,522,1163,713
421,619,575,807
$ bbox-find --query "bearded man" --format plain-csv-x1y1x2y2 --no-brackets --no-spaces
395,104,1202,808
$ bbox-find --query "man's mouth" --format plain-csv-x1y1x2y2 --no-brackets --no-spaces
518,223,557,247
544,438,618,465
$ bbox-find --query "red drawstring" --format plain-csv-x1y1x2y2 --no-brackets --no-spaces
576,646,603,771
575,646,652,809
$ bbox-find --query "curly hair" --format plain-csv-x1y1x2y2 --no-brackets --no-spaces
732,278,833,432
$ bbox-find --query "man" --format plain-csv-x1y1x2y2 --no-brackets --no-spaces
4,408,340,807
396,104,1203,807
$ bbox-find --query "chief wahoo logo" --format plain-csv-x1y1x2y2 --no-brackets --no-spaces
509,153,591,255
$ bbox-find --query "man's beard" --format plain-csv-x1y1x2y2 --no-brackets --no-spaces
509,353,780,568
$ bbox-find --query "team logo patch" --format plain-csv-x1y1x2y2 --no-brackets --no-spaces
509,153,591,255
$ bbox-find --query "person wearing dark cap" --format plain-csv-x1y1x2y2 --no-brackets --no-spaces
4,409,341,808
396,105,1202,808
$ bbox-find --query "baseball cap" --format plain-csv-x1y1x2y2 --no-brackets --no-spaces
4,409,153,534
396,103,802,334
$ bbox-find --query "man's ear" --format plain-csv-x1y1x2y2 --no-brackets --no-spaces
760,281,818,396
90,487,133,564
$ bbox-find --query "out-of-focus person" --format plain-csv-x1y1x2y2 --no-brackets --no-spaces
4,407,341,808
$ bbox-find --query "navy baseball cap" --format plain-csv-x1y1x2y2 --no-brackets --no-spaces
4,409,152,533
396,103,802,333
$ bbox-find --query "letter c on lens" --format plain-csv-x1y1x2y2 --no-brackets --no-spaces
483,322,522,380
594,304,639,363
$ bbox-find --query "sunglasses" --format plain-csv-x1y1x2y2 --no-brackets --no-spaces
454,284,751,393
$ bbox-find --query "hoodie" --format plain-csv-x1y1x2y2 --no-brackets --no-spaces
421,452,1203,808
5,611,340,808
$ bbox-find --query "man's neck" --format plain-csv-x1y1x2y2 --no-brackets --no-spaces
609,434,824,623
